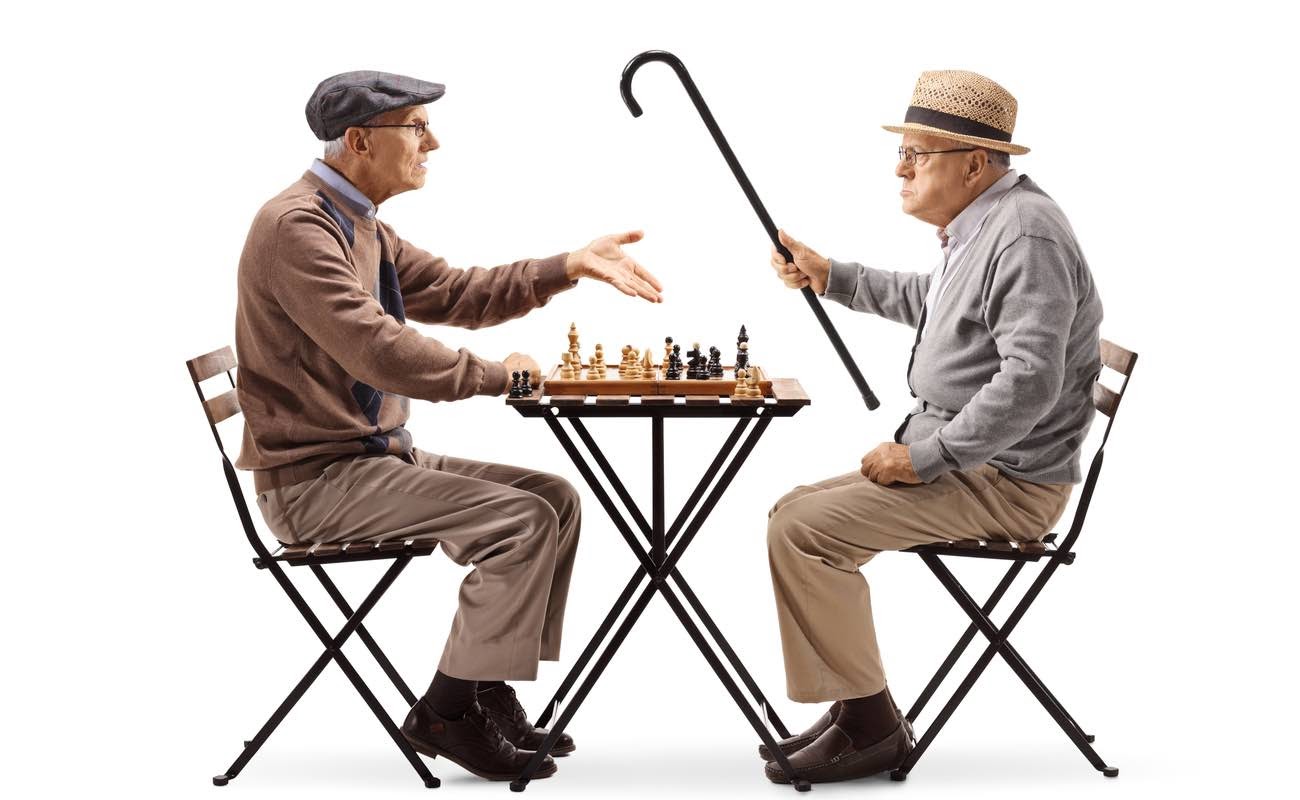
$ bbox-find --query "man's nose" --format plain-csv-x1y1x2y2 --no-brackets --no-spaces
895,158,912,179
422,133,440,152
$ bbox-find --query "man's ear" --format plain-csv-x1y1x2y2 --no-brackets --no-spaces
346,127,369,156
966,149,988,184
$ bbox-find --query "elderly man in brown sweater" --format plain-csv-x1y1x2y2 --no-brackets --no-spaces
234,71,663,782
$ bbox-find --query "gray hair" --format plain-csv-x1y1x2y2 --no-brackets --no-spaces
983,148,1010,170
323,135,347,159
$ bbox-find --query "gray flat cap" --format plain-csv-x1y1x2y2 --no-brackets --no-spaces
305,70,445,141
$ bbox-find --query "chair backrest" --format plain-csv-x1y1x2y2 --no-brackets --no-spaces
1059,337,1138,553
186,345,273,559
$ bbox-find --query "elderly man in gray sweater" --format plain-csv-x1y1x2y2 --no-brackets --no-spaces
759,70,1103,784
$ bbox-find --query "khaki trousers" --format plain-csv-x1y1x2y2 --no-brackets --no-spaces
256,448,580,682
767,464,1070,703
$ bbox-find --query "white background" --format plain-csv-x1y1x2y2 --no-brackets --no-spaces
4,1,1298,798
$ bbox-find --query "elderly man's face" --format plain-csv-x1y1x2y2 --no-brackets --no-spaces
895,132,986,227
350,105,440,203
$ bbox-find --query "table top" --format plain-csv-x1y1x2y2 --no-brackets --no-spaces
507,377,810,418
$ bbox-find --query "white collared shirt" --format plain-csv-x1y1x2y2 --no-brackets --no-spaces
921,170,1020,338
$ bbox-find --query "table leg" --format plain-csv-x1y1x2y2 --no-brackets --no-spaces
516,412,803,790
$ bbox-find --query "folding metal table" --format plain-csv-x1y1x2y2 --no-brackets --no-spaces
505,379,812,792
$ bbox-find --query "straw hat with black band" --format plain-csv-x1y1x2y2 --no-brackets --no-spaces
883,70,1029,155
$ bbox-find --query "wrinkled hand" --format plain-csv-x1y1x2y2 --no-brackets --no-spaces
860,442,922,485
502,352,542,392
770,229,830,294
566,230,663,303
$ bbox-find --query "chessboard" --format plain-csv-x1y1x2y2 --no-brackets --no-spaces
505,323,771,400
542,364,772,397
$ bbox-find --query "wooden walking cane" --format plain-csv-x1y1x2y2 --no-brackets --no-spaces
620,50,880,410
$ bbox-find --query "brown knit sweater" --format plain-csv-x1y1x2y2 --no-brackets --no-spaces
234,169,573,487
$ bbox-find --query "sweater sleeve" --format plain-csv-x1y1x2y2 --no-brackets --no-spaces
385,224,576,329
907,236,1077,482
270,210,509,401
823,258,932,328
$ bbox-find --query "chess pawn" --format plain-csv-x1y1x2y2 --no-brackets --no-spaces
736,341,750,371
731,368,749,399
663,336,674,371
521,370,533,396
509,370,521,398
561,352,574,379
587,355,601,379
594,343,605,367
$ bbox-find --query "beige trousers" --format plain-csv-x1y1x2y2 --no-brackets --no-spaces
256,448,581,682
767,464,1071,703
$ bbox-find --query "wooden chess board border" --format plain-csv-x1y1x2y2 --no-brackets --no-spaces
506,377,810,409
539,364,772,397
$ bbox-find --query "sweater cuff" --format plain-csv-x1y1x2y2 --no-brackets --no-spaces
532,253,577,302
824,258,860,304
908,435,951,483
479,360,511,397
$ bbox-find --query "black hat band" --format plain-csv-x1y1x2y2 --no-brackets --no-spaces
904,105,1012,143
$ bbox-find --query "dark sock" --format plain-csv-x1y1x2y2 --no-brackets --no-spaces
836,690,899,749
477,680,506,693
424,671,478,720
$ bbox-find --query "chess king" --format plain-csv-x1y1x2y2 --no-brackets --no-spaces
234,71,662,781
764,70,1102,783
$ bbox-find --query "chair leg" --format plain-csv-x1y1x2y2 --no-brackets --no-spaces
906,561,1024,723
922,554,1117,778
214,557,439,788
214,650,333,785
312,564,418,705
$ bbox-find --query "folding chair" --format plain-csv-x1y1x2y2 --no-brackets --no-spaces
890,338,1137,782
187,346,440,789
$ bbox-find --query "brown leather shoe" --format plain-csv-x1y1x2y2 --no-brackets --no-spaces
757,702,841,762
401,699,557,781
763,720,912,784
757,688,914,761
477,684,576,756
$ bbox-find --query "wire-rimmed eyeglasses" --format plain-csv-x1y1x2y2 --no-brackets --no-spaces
897,146,977,167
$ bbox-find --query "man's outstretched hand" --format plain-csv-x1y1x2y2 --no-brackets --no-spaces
566,230,663,303
861,442,922,485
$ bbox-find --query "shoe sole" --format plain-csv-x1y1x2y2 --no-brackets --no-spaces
403,737,558,781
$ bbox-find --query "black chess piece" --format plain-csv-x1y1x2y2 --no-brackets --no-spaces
708,346,724,378
521,369,533,397
736,342,750,372
668,343,682,379
737,324,749,347
509,371,522,398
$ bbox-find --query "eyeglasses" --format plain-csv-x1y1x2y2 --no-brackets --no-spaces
359,121,429,138
897,146,977,167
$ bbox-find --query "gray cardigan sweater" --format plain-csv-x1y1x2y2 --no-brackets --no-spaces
824,175,1102,485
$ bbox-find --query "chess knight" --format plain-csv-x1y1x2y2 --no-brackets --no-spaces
764,70,1102,783
233,71,662,781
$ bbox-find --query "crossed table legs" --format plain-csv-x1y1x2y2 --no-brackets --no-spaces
509,413,810,792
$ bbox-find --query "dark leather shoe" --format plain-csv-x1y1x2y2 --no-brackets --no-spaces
477,684,576,756
401,699,557,781
757,687,914,761
764,720,912,784
757,702,841,762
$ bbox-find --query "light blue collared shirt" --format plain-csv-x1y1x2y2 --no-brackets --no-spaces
309,159,377,220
